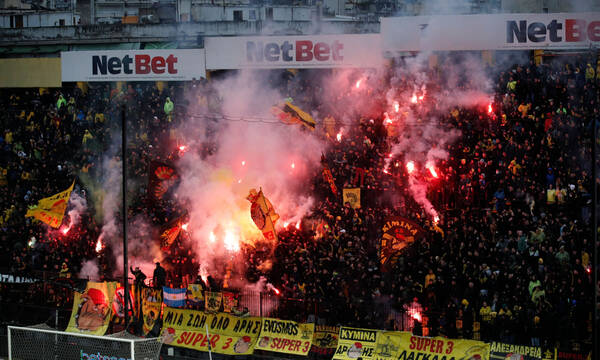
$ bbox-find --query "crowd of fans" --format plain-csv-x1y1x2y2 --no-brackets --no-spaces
0,53,598,351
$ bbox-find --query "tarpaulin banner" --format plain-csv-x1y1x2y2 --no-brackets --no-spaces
376,332,489,360
490,341,542,360
205,34,383,69
142,287,163,335
61,49,206,81
112,285,136,325
311,325,339,356
161,308,262,355
67,281,118,335
381,12,600,53
25,181,74,228
271,101,316,131
333,327,379,360
343,188,361,209
205,291,223,312
255,318,315,355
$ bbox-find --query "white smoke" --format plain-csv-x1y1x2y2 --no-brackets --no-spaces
66,191,87,229
79,259,100,281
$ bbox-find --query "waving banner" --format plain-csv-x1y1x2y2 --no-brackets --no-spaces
246,188,279,242
311,325,339,356
255,318,315,356
67,281,118,335
333,327,379,360
25,181,74,228
380,217,425,270
161,308,262,355
376,332,489,360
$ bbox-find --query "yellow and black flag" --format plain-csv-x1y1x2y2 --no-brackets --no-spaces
271,101,316,131
26,181,75,228
246,188,279,242
380,217,425,271
160,215,187,250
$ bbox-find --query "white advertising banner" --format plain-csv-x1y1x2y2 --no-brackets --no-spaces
205,34,383,69
61,49,206,82
381,12,600,53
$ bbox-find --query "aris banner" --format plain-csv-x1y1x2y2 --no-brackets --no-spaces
255,318,315,355
490,341,541,359
333,327,379,360
311,325,339,356
161,307,262,355
376,332,489,360
67,281,118,335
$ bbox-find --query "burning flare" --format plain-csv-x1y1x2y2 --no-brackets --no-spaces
181,223,189,231
426,162,438,178
61,227,70,235
336,128,343,142
224,228,240,252
406,161,415,174
355,79,362,89
393,101,400,113
95,237,103,253
411,94,418,104
488,103,493,114
409,309,422,322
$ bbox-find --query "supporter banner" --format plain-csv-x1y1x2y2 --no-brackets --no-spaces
222,292,238,313
160,217,183,250
490,341,541,359
311,325,339,356
163,286,187,308
112,286,135,322
380,217,425,269
381,12,600,53
187,284,205,305
25,181,74,228
376,332,489,360
246,188,279,242
161,308,262,355
206,291,223,312
255,318,315,356
333,326,379,360
554,348,591,360
149,161,179,201
142,287,163,335
61,49,206,82
343,188,361,209
67,281,118,335
205,34,383,69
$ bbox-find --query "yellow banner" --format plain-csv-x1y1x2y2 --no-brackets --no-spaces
255,318,314,355
311,325,339,355
333,326,379,360
222,292,238,313
376,332,490,360
142,287,163,335
161,308,262,355
66,281,117,335
187,284,204,304
205,291,222,312
343,188,361,209
26,181,74,228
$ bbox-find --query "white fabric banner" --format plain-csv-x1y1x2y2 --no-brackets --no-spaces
381,12,600,53
61,49,206,82
205,34,383,69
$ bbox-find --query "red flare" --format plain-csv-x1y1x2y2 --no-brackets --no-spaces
426,162,439,178
409,309,422,322
291,162,295,169
411,94,417,104
61,227,70,235
181,223,189,231
355,79,362,89
406,161,415,174
383,169,390,174
179,145,186,152
295,221,301,230
241,160,246,166
433,215,440,224
393,101,399,113
283,222,290,228
95,238,103,253
488,103,493,114
273,287,280,295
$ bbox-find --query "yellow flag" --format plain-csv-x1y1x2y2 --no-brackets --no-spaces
343,188,361,209
26,181,75,228
271,101,316,131
247,188,279,242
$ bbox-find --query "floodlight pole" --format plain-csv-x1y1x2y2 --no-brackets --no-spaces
122,105,130,331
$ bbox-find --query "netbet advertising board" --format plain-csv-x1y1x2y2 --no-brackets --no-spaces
61,49,205,82
205,34,383,69
381,12,600,52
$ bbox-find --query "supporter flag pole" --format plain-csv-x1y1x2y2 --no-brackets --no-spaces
122,105,131,331
592,45,598,359
205,323,213,360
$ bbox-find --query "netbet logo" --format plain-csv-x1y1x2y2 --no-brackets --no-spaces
92,54,178,75
80,350,131,360
507,18,600,43
246,40,344,62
